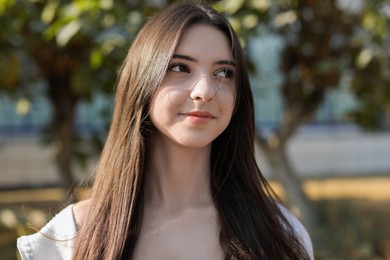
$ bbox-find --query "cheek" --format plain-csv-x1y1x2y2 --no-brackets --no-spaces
149,87,188,119
217,87,235,112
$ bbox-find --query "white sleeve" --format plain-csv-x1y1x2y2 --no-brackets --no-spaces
278,205,315,260
17,205,76,260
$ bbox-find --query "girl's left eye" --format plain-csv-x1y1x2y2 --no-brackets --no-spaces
215,68,235,79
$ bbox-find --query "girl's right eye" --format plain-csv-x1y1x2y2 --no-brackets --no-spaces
168,63,190,73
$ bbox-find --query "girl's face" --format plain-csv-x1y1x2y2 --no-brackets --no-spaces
149,24,236,149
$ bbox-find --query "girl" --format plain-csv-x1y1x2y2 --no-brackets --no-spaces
18,2,314,259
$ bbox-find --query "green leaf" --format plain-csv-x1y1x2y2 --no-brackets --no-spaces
41,0,59,24
99,0,113,10
214,0,245,15
90,48,103,69
0,0,15,16
56,19,81,46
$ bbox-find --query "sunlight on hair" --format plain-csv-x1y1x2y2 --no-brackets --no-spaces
26,209,48,228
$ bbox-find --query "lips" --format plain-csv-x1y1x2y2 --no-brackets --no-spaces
182,111,215,118
180,111,215,124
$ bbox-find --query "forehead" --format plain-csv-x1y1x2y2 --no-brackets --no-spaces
174,24,232,60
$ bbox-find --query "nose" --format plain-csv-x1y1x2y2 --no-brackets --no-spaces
189,74,216,102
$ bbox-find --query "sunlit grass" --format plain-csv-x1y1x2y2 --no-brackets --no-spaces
270,176,390,201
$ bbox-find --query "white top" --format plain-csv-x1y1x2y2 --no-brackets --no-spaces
17,204,314,260
17,205,76,260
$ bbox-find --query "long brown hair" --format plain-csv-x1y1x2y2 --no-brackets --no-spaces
73,2,310,259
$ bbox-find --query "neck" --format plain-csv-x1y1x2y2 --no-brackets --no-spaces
144,134,213,212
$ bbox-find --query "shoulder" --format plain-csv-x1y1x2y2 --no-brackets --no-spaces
17,204,77,260
277,204,315,260
72,199,91,230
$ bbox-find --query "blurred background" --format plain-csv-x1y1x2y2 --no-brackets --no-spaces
0,0,389,259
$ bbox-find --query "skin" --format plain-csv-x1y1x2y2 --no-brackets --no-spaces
73,24,236,259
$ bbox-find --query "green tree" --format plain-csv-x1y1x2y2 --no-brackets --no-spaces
348,1,390,129
0,0,152,192
216,0,390,227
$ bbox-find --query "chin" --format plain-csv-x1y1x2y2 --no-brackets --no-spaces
175,138,214,149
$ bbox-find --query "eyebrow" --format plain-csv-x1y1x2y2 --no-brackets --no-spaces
172,53,236,67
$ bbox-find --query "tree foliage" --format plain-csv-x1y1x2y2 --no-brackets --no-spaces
218,0,389,131
348,1,390,129
0,0,158,190
215,0,390,227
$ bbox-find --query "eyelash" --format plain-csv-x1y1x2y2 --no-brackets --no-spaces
215,68,235,79
168,63,235,79
168,63,190,73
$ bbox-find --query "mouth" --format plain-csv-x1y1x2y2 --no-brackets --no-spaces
181,111,215,118
180,111,215,124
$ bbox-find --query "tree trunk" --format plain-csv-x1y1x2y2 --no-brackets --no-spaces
33,46,81,197
47,74,78,194
256,137,316,229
